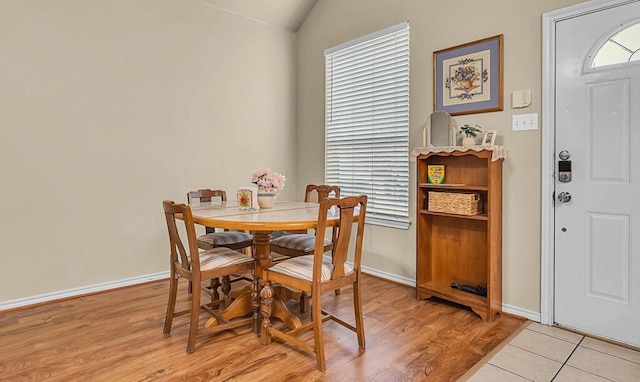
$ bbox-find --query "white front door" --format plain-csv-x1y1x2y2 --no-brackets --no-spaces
554,1,640,347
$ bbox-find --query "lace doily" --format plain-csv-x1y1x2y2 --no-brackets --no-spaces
410,145,507,162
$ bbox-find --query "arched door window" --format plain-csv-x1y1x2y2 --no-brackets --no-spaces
590,21,640,68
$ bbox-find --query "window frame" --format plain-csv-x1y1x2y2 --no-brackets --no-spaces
324,22,410,230
587,19,640,71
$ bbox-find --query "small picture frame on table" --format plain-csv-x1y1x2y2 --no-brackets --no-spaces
482,130,497,146
237,187,259,210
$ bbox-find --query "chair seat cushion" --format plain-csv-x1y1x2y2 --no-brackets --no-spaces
268,255,353,282
270,234,331,253
197,231,253,246
199,247,253,271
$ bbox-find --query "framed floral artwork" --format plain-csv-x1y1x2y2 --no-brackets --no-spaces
433,34,503,116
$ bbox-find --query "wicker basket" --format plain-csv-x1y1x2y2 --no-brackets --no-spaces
428,192,482,215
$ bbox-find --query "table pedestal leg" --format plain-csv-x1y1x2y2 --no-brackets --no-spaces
206,231,302,331
254,231,303,332
260,281,273,345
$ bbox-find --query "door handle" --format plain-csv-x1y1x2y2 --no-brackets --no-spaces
557,192,572,203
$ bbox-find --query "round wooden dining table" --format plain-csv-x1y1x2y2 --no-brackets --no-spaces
188,200,340,332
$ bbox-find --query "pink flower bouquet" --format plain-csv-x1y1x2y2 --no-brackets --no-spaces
251,168,286,194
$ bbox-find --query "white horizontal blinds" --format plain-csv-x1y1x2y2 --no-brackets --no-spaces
325,23,410,228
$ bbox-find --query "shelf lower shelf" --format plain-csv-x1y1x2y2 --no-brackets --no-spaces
417,280,487,307
419,209,488,220
418,183,488,192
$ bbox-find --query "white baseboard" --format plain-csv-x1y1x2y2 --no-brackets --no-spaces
5,266,408,312
2,267,543,323
361,265,415,287
0,271,169,312
502,304,540,322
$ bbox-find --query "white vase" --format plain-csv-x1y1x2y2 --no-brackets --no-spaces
257,192,276,209
462,136,476,147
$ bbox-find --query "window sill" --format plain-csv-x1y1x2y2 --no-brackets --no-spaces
365,217,411,230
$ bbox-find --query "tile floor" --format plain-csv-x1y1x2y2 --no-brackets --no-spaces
461,321,640,381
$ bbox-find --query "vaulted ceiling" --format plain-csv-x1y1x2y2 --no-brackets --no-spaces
200,0,318,32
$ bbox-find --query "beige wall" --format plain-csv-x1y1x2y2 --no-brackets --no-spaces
1,0,590,316
296,0,584,313
0,0,297,302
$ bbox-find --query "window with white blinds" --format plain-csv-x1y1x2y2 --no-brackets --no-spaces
324,22,410,229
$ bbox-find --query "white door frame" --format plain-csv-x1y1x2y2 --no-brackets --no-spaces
541,0,639,326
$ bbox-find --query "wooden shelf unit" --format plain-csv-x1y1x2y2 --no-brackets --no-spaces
416,149,503,321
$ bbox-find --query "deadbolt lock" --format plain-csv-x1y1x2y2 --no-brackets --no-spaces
558,150,572,183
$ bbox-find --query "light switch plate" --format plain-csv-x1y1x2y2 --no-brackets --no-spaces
512,113,538,131
512,89,532,108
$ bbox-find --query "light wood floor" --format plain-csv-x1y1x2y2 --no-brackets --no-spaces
0,274,525,381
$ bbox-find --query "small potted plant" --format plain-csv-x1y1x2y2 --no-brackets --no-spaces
459,124,482,147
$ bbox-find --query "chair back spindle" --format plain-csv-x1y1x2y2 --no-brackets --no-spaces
314,196,365,282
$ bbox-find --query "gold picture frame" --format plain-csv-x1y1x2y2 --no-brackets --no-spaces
433,35,503,116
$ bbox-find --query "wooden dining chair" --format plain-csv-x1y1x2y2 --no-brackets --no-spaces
187,189,254,252
162,200,256,354
259,195,367,372
187,189,254,298
270,184,341,311
270,184,340,258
